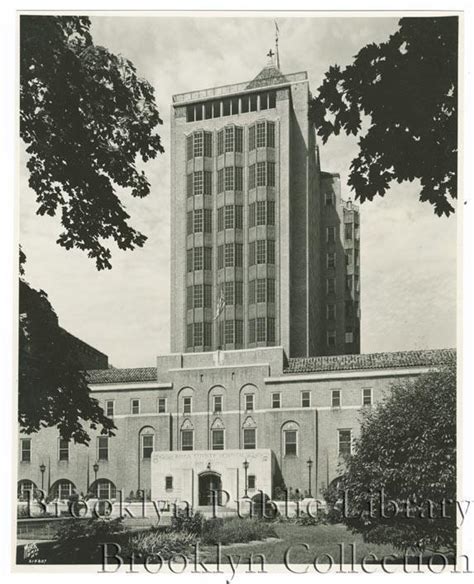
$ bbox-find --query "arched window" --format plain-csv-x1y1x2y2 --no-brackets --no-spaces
211,418,225,450
141,431,155,460
17,479,36,501
242,415,257,450
50,479,76,501
282,421,299,457
90,479,117,500
181,418,194,451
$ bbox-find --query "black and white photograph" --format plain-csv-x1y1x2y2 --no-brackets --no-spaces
6,5,469,574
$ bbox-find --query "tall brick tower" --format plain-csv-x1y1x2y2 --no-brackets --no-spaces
170,55,360,357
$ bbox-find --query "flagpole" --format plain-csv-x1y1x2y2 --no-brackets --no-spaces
275,21,280,70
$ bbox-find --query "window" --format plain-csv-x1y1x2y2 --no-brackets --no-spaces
249,126,255,150
338,429,352,457
224,320,234,345
204,132,212,156
183,397,192,414
193,171,203,196
267,121,275,146
243,428,256,449
193,132,203,157
345,249,353,266
186,135,193,160
213,395,223,413
284,430,297,456
248,203,256,227
131,399,140,415
345,331,354,344
301,391,311,408
158,398,167,413
249,164,256,189
217,130,224,155
245,394,254,411
346,275,353,292
267,162,275,186
256,162,266,186
193,321,203,346
256,122,266,147
235,127,243,152
272,393,281,409
225,126,234,152
332,389,341,408
142,434,154,459
248,475,256,490
20,438,31,462
189,246,212,272
58,438,69,462
212,429,224,450
325,192,334,206
181,430,193,451
327,253,336,269
267,318,275,342
327,304,336,320
96,479,116,500
327,278,336,294
225,166,234,190
256,240,266,264
256,201,266,225
327,331,336,347
267,279,276,303
256,279,266,303
256,317,266,342
165,476,173,490
362,388,373,407
250,94,258,111
248,318,256,343
98,436,109,461
58,480,73,500
326,226,336,243
106,400,114,418
345,223,353,240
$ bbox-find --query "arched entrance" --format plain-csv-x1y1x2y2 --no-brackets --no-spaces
198,471,222,506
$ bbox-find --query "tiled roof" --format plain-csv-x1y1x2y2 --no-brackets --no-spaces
87,367,157,384
284,349,456,375
246,65,288,90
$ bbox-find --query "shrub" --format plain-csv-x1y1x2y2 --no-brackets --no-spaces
55,517,125,541
250,492,279,520
129,530,197,560
171,508,205,535
201,517,277,546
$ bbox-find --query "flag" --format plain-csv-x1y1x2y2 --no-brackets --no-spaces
214,284,226,320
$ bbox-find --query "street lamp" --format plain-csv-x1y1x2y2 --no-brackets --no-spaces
243,459,249,498
307,458,313,497
93,462,99,483
39,463,46,490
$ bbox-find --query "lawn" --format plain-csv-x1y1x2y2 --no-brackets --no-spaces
201,522,418,567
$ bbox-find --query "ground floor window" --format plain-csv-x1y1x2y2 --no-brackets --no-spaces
92,479,117,500
17,480,36,501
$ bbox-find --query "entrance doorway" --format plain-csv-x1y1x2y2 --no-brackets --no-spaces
198,471,222,506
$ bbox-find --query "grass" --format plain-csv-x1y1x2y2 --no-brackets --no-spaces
201,522,415,565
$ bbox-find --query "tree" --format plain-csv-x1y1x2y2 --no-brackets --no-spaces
19,257,115,444
331,359,456,552
20,16,164,270
19,15,163,442
310,17,458,217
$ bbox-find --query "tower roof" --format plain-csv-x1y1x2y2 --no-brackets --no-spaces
246,62,288,90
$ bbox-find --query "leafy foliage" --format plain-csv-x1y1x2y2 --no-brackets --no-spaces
171,508,205,535
201,517,277,545
20,16,164,269
55,518,125,542
19,253,115,443
129,530,197,560
310,17,458,216
335,359,456,552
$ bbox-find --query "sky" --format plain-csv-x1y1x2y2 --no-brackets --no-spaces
19,15,458,368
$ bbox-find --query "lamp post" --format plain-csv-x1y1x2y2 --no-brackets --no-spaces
307,458,313,497
93,462,99,483
243,459,249,498
39,463,46,490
